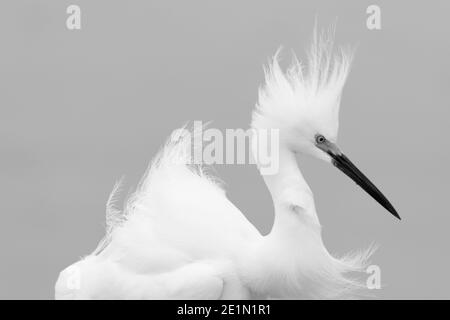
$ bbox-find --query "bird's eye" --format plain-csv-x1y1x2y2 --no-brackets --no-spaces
315,134,326,144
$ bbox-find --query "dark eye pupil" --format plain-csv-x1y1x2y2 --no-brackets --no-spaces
316,135,325,143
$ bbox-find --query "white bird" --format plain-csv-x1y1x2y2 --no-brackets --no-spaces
55,27,399,300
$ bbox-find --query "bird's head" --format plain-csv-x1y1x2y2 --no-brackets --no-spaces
251,28,400,220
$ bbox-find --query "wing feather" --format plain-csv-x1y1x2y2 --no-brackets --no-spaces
56,124,260,299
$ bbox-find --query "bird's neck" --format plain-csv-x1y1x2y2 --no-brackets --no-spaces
261,146,320,235
247,145,332,298
246,137,367,299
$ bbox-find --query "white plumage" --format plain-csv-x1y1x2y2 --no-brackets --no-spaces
55,27,378,300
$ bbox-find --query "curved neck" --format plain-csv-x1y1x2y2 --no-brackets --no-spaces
260,146,320,235
248,139,357,299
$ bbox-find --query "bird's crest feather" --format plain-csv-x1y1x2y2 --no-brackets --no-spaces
253,25,353,130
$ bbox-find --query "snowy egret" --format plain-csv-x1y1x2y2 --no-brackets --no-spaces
55,28,398,300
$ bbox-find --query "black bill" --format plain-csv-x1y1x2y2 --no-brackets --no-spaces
316,136,400,220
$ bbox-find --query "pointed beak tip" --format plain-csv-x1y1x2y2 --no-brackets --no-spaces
392,210,401,221
387,205,401,220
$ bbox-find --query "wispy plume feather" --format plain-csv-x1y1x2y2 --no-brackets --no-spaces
253,24,354,129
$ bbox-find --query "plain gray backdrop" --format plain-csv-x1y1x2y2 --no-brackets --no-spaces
0,0,449,299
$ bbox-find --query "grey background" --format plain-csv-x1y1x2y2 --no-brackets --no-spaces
0,0,449,299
